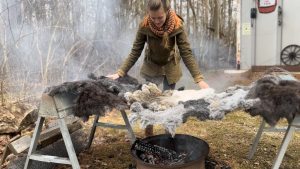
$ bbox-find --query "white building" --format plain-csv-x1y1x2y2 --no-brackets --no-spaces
239,0,300,71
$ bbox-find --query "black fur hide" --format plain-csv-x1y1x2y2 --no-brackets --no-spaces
180,99,211,123
44,74,142,121
87,73,142,99
45,80,128,121
245,76,300,126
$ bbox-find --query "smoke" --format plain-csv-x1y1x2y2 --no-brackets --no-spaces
0,0,142,104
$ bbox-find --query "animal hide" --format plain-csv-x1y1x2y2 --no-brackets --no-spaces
128,83,259,137
205,87,259,120
44,74,141,121
180,99,211,123
129,102,195,137
245,76,300,126
124,83,215,110
87,73,142,99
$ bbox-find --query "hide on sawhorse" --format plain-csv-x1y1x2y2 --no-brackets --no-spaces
24,90,136,169
248,75,300,169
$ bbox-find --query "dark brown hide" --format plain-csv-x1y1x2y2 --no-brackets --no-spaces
245,77,300,126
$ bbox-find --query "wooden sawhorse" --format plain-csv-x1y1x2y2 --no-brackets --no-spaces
24,92,80,169
87,110,136,148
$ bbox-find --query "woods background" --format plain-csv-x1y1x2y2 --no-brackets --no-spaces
0,0,238,106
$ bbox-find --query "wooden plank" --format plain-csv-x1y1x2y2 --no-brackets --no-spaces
252,65,300,72
0,135,21,164
8,135,31,155
0,144,12,165
9,120,82,156
39,120,82,148
46,116,79,129
263,127,300,132
95,122,128,129
29,154,71,165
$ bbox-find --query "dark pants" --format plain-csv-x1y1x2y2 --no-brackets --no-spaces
162,76,176,91
146,75,176,91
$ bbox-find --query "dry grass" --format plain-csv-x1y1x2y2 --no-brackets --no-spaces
52,70,300,169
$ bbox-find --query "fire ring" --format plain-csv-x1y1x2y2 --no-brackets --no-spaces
130,134,209,169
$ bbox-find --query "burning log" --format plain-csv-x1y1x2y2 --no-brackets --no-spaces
133,140,192,165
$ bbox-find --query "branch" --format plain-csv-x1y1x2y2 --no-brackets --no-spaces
5,0,16,43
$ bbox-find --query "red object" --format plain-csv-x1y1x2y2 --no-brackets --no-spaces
237,60,240,64
257,0,277,13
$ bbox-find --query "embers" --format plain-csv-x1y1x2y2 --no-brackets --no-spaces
133,140,192,165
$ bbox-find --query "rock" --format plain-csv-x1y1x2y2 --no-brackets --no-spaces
0,102,38,135
0,135,11,154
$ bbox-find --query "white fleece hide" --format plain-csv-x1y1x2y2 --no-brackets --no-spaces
171,88,215,103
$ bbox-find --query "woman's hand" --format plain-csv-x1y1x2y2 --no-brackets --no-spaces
198,81,210,89
106,73,120,80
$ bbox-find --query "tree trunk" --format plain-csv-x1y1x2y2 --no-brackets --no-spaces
180,0,182,17
228,0,233,63
174,0,177,13
187,0,190,35
188,0,197,37
211,0,220,70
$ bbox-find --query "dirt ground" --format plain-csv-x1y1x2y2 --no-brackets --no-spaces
4,70,300,169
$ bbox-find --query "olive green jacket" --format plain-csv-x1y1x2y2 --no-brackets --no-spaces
117,20,203,85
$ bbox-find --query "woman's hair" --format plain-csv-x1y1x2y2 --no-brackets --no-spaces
148,0,171,12
148,0,171,49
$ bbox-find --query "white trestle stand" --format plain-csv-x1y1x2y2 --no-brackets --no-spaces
24,90,136,169
24,92,80,169
248,75,300,169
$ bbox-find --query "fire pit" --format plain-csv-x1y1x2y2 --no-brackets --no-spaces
131,134,209,169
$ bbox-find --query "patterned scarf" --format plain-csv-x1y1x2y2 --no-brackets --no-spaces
147,9,176,48
148,9,175,37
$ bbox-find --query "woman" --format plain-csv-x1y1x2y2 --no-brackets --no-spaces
107,0,209,90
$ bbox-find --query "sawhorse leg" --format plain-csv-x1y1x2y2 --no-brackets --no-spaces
87,110,136,148
24,116,45,169
271,115,300,169
248,119,266,160
57,118,80,169
88,115,100,148
24,117,81,169
121,110,136,144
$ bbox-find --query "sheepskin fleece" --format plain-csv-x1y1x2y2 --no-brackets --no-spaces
245,76,300,126
44,74,142,121
124,83,215,110
180,99,211,123
128,83,260,137
205,87,259,120
87,73,142,100
129,102,195,137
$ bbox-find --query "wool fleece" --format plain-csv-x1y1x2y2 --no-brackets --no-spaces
44,74,142,121
124,83,215,110
129,102,195,137
245,75,300,126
